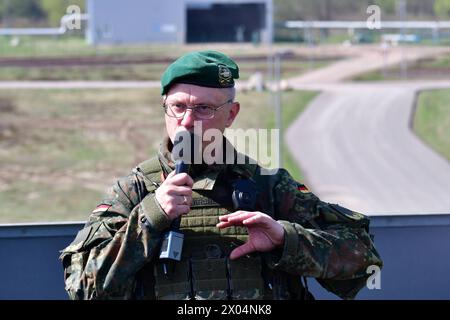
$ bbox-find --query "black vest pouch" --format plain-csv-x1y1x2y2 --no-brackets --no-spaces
228,254,265,300
153,258,191,300
190,257,229,300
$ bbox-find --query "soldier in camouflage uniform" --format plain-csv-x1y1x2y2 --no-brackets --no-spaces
60,50,383,300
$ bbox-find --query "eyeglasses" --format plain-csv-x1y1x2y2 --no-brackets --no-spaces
163,99,233,120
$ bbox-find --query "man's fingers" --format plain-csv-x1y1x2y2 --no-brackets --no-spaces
176,195,192,206
170,172,194,187
227,211,257,223
217,211,255,227
243,214,265,226
217,211,268,229
230,241,255,260
167,171,176,178
168,186,193,196
176,205,191,216
218,211,243,221
216,221,236,228
219,211,254,222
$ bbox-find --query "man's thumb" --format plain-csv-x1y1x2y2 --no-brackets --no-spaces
230,241,255,260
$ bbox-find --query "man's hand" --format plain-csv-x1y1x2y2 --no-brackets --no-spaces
216,211,285,260
155,171,194,221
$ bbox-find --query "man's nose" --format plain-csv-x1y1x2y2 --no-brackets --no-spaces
180,108,195,127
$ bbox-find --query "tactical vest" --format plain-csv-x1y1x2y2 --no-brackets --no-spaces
136,157,267,300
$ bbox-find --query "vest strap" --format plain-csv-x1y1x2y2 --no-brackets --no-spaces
135,157,163,193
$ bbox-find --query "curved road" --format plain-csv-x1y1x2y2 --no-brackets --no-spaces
286,81,450,215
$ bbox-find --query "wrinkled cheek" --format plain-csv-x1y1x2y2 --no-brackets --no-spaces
165,116,179,141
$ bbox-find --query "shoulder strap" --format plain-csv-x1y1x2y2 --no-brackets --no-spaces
228,152,259,179
134,157,163,193
138,156,162,175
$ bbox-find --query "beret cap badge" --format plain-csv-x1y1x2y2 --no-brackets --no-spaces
218,64,232,86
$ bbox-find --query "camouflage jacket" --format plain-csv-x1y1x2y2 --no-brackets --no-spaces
60,137,383,300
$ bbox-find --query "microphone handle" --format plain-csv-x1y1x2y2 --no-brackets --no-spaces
173,160,188,230
175,159,188,175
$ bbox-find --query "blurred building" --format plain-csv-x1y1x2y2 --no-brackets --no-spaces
86,0,273,44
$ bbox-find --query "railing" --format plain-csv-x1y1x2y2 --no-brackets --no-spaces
284,20,450,30
0,14,88,36
1,214,450,299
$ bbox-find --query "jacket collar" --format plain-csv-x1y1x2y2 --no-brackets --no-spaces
157,135,258,190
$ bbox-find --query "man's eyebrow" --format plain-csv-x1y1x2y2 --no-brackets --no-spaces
193,96,231,105
167,99,218,105
192,101,216,106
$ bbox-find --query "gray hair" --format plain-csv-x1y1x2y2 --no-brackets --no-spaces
162,86,236,103
225,87,236,102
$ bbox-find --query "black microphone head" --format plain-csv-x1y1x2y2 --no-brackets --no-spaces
171,131,201,166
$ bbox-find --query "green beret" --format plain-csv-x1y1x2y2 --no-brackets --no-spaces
161,50,239,95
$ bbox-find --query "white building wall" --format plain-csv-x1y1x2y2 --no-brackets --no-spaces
87,0,272,44
87,0,185,44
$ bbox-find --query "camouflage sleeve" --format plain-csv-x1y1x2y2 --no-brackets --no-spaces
59,172,171,300
265,169,383,300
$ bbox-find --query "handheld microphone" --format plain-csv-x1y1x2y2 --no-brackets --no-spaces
159,132,194,270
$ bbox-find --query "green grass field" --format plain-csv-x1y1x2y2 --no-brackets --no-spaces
0,59,332,81
0,36,182,58
0,36,338,81
0,89,315,223
0,36,337,59
0,89,163,223
414,89,450,161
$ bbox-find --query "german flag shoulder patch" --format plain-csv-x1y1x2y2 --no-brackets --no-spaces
92,204,111,213
297,183,311,193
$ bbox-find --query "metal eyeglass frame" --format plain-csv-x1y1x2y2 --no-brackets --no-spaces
163,98,233,120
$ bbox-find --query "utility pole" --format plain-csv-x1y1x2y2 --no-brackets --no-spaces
3,0,10,28
274,52,283,168
397,0,408,79
266,34,282,168
267,34,274,110
304,24,315,71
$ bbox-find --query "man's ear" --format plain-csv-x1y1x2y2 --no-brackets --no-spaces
225,102,240,128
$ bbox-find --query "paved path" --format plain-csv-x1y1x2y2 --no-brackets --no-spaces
286,80,450,215
288,45,450,84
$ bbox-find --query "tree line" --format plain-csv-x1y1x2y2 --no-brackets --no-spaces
0,0,85,27
0,0,449,28
274,0,450,22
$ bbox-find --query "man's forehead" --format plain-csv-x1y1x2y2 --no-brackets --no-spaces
165,84,227,103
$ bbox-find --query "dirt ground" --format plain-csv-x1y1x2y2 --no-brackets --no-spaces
0,89,165,222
